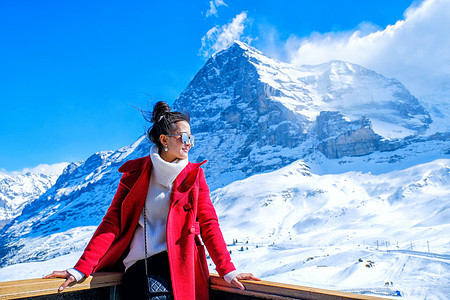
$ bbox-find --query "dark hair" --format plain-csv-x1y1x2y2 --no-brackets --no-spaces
145,101,190,151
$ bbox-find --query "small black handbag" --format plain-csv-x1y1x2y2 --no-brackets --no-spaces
143,207,173,300
146,275,171,300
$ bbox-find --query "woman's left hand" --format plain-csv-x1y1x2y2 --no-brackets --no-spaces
230,273,261,290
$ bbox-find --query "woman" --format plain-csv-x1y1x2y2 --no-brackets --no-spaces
45,101,259,299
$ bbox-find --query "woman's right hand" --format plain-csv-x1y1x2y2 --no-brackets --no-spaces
43,270,76,292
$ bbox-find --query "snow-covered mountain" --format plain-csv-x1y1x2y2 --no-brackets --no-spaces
174,41,441,189
0,42,448,298
0,163,68,229
0,137,149,266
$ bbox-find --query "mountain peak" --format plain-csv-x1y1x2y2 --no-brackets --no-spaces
212,41,271,65
173,41,433,186
215,41,256,56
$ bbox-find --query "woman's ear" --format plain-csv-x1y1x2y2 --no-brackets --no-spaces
159,134,168,146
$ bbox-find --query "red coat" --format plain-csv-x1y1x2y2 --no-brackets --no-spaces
74,155,235,300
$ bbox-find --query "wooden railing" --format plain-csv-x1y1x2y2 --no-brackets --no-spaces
209,274,387,300
0,272,122,300
0,273,388,300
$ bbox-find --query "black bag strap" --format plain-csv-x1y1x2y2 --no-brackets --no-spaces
143,203,149,277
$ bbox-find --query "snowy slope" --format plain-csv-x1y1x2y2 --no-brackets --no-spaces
237,41,432,137
211,158,450,299
0,163,68,228
419,89,450,135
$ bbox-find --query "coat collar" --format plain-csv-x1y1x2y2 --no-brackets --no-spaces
118,156,206,176
118,155,207,206
118,155,151,174
118,156,152,191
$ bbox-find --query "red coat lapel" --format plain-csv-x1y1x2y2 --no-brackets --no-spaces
119,156,152,231
171,161,207,207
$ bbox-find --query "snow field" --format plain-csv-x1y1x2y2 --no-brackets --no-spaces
208,158,450,299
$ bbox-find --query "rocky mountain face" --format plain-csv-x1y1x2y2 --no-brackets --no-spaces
0,42,447,268
174,42,434,188
173,43,307,188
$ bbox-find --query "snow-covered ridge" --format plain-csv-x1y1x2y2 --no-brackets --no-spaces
235,41,431,136
0,163,69,228
0,135,150,266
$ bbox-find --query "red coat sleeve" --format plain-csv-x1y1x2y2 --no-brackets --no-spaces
73,176,130,276
196,168,235,278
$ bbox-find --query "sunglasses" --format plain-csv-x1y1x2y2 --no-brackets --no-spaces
166,133,195,146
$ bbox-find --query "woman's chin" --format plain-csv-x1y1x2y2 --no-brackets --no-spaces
179,152,189,160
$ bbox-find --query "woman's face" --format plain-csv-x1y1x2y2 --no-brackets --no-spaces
159,121,192,162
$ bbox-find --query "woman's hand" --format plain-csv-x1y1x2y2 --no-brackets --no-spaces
43,270,76,292
230,273,261,290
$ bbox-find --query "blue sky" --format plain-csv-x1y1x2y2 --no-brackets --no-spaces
0,0,433,172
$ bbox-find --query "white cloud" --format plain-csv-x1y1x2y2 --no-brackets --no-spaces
284,0,450,99
199,12,249,57
206,0,227,18
4,162,69,176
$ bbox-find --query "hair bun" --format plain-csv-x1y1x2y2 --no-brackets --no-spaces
151,101,171,123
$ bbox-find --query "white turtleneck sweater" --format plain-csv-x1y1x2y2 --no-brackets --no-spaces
122,145,188,270
68,145,238,283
